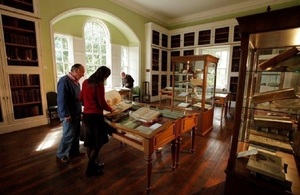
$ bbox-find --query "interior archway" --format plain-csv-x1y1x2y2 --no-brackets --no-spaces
49,8,141,88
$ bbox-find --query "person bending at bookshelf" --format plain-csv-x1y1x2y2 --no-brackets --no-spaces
56,63,85,163
79,66,117,177
121,71,134,89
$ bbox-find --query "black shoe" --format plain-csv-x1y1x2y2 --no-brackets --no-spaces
85,168,105,177
69,152,85,159
85,161,105,177
97,162,105,171
56,156,70,163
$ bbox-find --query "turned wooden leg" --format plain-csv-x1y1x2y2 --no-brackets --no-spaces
176,136,182,167
171,139,176,171
144,154,153,193
190,127,196,153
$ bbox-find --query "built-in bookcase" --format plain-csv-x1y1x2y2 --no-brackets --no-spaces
0,0,47,134
0,0,34,13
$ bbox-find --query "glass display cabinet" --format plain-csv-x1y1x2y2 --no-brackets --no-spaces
225,6,300,195
170,55,219,136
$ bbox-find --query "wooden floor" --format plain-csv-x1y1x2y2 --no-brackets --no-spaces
0,106,234,195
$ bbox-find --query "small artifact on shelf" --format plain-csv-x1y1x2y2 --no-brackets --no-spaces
253,115,293,130
258,47,299,70
190,78,203,86
247,151,286,181
249,134,294,153
251,88,296,104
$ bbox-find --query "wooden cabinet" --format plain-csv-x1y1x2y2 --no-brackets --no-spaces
0,1,47,134
198,29,211,45
229,76,238,101
145,23,170,102
0,0,38,16
226,6,300,195
147,20,239,103
214,26,230,44
231,45,241,72
233,25,240,42
171,34,180,48
183,32,195,47
170,55,219,136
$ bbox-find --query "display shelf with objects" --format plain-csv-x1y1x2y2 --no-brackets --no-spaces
0,2,47,134
225,6,300,195
170,55,219,136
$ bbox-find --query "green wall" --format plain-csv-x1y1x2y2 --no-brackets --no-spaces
53,15,129,45
39,0,153,92
38,0,300,92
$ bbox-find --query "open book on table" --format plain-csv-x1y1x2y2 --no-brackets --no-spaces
104,90,133,117
130,107,161,122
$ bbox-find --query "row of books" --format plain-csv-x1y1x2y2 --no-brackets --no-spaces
14,105,40,119
6,47,37,61
9,74,40,87
11,89,41,104
4,32,36,46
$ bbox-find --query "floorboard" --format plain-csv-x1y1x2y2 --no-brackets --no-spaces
0,107,233,195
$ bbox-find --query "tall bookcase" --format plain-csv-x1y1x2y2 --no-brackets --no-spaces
145,23,169,102
0,0,47,134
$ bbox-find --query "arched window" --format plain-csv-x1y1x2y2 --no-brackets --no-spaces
84,19,111,79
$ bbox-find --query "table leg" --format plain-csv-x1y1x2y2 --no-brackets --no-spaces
190,127,196,153
176,136,181,167
145,154,153,193
171,139,176,171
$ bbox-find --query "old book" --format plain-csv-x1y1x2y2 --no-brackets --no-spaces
253,115,293,130
104,90,133,117
130,107,161,122
251,88,296,104
249,134,293,153
258,47,299,70
250,129,290,142
247,151,286,181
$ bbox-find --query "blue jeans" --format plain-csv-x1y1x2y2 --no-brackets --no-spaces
57,117,80,158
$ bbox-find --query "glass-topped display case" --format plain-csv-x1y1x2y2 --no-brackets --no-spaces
170,55,219,136
225,6,300,195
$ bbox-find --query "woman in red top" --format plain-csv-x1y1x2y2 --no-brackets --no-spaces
80,66,116,177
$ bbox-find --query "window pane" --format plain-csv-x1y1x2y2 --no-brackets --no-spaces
84,19,109,78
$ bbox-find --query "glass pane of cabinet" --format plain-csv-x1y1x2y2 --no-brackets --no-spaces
9,74,43,119
171,55,219,135
2,15,38,67
0,0,34,13
226,6,300,195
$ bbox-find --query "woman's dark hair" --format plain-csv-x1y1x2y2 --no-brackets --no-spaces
88,66,111,85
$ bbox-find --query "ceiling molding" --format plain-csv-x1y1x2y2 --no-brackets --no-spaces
168,0,292,25
111,0,294,27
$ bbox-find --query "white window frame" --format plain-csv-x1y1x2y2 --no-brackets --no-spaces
54,33,74,83
198,46,230,90
84,18,111,85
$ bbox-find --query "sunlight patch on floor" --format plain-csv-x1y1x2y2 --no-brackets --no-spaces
36,127,61,151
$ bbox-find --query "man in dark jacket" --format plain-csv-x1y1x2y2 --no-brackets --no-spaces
121,72,134,89
56,63,85,163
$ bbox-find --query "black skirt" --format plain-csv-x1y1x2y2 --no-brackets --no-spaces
82,113,115,148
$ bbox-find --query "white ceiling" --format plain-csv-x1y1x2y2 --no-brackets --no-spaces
111,0,293,26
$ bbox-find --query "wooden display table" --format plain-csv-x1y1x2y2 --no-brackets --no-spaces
215,92,231,122
107,106,198,193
